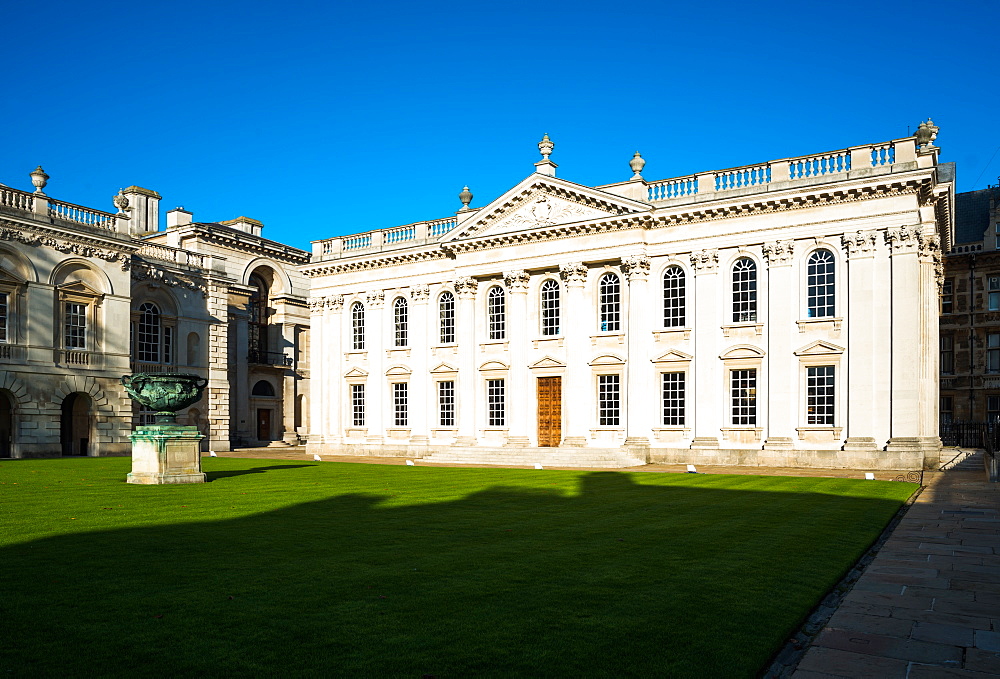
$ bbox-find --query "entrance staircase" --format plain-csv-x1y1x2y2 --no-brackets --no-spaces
420,446,647,469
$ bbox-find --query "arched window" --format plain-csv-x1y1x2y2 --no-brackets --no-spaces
248,275,269,358
488,286,505,340
540,279,560,336
133,302,173,364
663,266,686,327
137,303,161,362
394,297,408,347
251,380,275,397
351,302,365,350
439,292,455,344
598,273,621,332
807,249,836,318
732,258,757,323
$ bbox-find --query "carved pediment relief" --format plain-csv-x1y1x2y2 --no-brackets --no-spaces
651,349,694,364
720,345,765,360
794,340,845,356
529,356,566,370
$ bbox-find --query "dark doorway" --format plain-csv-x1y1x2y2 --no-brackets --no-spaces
61,393,91,456
0,390,12,457
257,409,271,442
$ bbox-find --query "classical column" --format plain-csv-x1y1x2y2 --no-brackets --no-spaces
919,234,944,451
324,295,344,447
762,240,796,451
841,231,881,453
559,262,589,446
622,255,652,458
365,291,385,445
409,285,430,447
690,249,721,449
503,270,531,446
281,322,298,445
884,226,938,462
307,298,326,449
454,277,478,446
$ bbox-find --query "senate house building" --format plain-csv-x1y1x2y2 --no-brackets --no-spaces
304,125,953,471
0,122,958,470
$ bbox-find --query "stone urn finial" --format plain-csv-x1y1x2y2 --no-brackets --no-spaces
538,133,554,161
915,118,939,148
113,188,130,215
29,166,49,195
459,185,473,209
630,151,645,180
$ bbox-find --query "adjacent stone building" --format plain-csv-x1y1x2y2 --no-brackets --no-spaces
305,127,953,471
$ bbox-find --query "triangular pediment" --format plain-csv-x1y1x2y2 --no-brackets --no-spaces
430,362,459,374
444,175,649,241
795,340,845,356
0,266,27,285
651,349,694,364
58,280,103,297
529,356,566,370
343,367,369,378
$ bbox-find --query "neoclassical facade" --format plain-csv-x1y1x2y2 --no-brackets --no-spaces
0,170,309,457
305,128,953,470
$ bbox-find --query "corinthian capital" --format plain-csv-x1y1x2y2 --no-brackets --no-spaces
503,269,530,292
690,249,719,273
841,231,879,257
454,276,478,299
621,254,651,281
762,240,794,266
558,262,587,285
884,226,921,253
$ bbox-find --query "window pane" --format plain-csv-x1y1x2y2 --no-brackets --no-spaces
0,292,9,344
663,266,685,327
599,273,621,332
732,258,757,323
351,384,365,426
487,379,505,426
65,302,87,349
352,302,365,350
394,298,408,347
439,292,455,344
438,381,455,427
598,375,620,426
806,249,836,318
540,280,560,336
730,369,757,425
488,287,506,340
662,372,685,426
806,365,835,425
137,303,160,362
393,382,408,427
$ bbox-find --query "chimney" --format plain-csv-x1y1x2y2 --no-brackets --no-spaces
219,216,263,236
122,186,161,235
167,206,193,228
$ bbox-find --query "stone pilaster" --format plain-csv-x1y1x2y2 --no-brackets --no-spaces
325,295,344,447
559,262,589,446
207,280,231,451
365,290,385,444
841,230,881,453
690,249,721,449
503,270,531,446
621,254,651,459
454,277,478,446
762,240,795,451
307,297,326,449
409,285,430,447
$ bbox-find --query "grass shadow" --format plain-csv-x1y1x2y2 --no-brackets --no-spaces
205,464,315,480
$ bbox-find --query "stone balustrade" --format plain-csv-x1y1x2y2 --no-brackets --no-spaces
314,216,458,260
137,242,207,269
0,186,33,213
48,199,117,229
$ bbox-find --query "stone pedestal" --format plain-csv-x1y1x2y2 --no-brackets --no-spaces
127,425,206,484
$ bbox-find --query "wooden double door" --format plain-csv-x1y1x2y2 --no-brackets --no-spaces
536,377,562,447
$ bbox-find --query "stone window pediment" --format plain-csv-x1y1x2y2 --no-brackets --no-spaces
719,345,765,360
529,356,566,370
589,353,626,367
794,340,845,357
652,349,693,364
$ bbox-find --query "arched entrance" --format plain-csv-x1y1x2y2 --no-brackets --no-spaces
61,393,92,456
0,390,13,458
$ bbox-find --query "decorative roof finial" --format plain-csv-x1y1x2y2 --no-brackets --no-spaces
29,165,49,195
458,185,473,210
629,151,645,180
538,133,554,161
915,118,939,149
113,188,130,215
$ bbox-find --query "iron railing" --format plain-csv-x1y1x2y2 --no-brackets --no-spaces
247,350,293,367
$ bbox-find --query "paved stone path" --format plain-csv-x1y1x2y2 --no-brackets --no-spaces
218,447,999,677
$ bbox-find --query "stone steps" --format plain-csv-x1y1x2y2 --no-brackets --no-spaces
420,447,645,469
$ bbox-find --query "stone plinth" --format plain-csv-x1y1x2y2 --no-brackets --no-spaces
127,425,206,484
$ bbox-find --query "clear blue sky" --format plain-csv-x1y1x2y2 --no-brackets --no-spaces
2,0,997,251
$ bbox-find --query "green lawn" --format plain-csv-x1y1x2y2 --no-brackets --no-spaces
0,457,916,677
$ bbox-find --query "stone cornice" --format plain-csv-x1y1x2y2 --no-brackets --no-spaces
186,224,310,265
131,261,208,296
302,248,449,277
0,217,137,270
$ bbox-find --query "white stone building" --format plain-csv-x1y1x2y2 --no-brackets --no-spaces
305,129,953,470
0,170,310,457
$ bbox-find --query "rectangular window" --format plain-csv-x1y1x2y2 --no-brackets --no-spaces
0,292,8,343
661,372,685,426
806,366,835,425
597,374,620,426
65,302,87,349
351,384,365,427
730,369,757,425
989,334,1000,373
988,395,1000,423
438,381,455,427
393,383,408,427
940,396,953,425
989,277,1000,311
163,326,173,364
487,379,505,427
941,279,953,314
940,335,954,374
